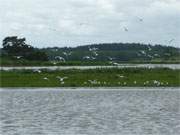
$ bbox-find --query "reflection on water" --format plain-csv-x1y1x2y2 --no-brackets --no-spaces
0,88,180,135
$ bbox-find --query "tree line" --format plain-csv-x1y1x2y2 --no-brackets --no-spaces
2,36,48,61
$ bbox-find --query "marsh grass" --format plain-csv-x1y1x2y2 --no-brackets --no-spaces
0,68,179,87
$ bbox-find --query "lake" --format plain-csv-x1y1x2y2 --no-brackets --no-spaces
1,64,180,71
0,88,180,135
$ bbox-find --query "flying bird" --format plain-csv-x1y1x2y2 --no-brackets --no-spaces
79,23,89,27
123,27,128,32
138,17,143,22
56,76,68,82
47,27,59,32
168,39,175,44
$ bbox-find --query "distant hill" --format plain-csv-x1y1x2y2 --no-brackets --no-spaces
42,43,180,63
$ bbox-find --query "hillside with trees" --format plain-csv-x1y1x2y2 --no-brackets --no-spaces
42,43,180,63
0,36,179,65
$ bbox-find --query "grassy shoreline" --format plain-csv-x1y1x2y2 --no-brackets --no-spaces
0,68,179,87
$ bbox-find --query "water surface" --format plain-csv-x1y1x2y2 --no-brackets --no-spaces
0,88,180,135
1,64,180,71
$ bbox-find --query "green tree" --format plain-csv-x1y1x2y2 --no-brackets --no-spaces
2,36,33,56
2,36,48,61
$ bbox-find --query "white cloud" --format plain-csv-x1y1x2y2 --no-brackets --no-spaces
0,0,179,47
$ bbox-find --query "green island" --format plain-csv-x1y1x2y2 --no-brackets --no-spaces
0,36,180,87
1,68,179,87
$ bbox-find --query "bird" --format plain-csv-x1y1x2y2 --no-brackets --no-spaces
33,69,41,73
168,39,175,44
56,76,68,82
63,52,72,56
123,27,128,32
47,27,58,32
79,22,89,27
43,77,48,80
79,23,85,26
138,17,143,22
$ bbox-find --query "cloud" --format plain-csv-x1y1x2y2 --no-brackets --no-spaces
0,0,179,47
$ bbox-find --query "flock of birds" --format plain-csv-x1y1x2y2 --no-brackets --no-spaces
33,69,169,86
47,15,176,46
10,15,170,66
51,44,168,65
48,17,143,33
52,46,100,61
83,47,99,60
44,15,175,63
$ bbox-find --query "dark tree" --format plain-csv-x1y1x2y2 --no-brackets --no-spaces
2,36,48,61
2,36,34,56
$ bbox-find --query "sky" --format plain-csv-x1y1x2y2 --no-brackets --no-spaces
0,0,180,48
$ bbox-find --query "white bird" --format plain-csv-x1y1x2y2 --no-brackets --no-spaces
93,51,98,56
117,75,124,78
61,81,65,84
108,57,113,61
43,77,48,80
83,56,91,59
15,56,23,59
63,52,72,56
153,80,160,86
47,27,59,32
140,50,146,55
33,69,42,73
147,55,153,58
154,54,160,57
147,46,152,51
89,47,98,51
55,56,65,62
112,62,119,66
56,76,68,82
88,80,98,84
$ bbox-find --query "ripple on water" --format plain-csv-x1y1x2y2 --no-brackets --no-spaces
0,88,180,135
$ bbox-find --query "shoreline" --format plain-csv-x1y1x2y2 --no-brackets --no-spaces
1,87,180,91
1,63,180,70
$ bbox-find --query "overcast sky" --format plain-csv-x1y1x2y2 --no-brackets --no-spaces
0,0,179,48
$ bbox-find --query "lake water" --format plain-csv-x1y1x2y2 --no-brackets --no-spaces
1,64,180,71
0,88,180,135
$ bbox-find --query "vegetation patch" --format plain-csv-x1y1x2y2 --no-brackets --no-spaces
0,68,179,87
